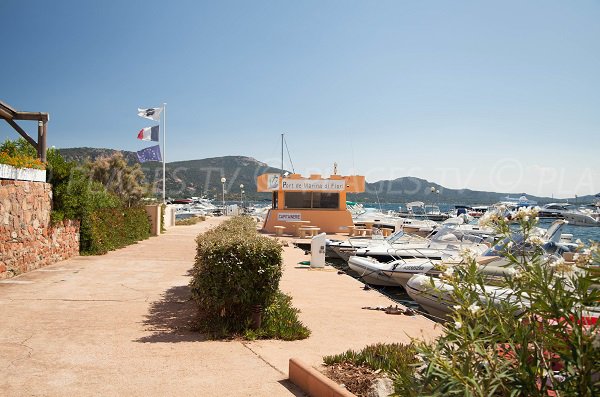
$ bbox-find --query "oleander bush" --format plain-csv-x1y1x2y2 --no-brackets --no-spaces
190,216,309,339
324,210,599,396
398,209,600,396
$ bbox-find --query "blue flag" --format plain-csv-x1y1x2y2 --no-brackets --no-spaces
136,145,162,163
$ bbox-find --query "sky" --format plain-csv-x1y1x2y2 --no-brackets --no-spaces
1,0,598,198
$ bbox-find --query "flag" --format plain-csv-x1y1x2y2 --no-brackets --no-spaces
137,107,163,121
136,145,162,163
137,126,159,142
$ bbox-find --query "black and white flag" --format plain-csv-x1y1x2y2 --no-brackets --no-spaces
137,107,163,121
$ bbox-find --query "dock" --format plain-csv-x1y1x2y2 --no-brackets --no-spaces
0,217,441,396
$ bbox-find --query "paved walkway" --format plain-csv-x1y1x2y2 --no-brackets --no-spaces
0,218,440,396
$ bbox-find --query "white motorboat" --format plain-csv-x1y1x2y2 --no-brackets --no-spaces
326,229,429,261
352,226,490,262
562,209,600,227
538,203,572,218
405,274,519,320
345,219,570,299
396,201,451,222
347,255,440,287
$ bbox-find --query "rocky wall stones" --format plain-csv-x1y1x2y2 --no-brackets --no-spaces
0,180,80,279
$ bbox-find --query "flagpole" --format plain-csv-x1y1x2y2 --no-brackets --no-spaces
162,103,166,203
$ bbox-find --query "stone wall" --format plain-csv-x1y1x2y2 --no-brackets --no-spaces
0,180,80,279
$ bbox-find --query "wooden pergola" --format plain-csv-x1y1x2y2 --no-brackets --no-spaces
0,100,48,162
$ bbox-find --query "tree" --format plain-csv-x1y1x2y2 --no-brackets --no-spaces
87,152,149,207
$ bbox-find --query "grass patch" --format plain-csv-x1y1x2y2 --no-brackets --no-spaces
194,291,310,341
176,216,205,226
244,291,311,341
323,343,417,396
324,342,417,374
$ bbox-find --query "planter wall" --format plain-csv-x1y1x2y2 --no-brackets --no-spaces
0,180,80,279
0,163,46,183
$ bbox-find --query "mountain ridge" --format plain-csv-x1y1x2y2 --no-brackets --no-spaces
57,147,598,204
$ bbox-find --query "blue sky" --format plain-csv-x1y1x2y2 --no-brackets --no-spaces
1,0,598,198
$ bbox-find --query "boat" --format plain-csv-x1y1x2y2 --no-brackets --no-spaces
347,255,447,287
351,226,490,263
327,229,430,261
405,274,520,320
562,209,600,227
404,220,571,319
347,219,569,290
538,202,572,218
396,201,451,222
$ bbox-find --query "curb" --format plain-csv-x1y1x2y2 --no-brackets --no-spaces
288,358,355,397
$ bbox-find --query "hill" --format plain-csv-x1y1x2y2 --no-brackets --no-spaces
58,147,598,204
58,148,283,200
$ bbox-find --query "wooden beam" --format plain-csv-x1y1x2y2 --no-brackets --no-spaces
0,107,13,120
4,119,38,149
12,112,49,122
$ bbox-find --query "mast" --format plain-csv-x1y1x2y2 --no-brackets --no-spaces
162,102,167,203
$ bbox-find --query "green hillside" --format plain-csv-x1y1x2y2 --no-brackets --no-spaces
58,147,598,204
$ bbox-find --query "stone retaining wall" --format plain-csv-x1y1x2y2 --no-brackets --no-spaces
0,180,80,279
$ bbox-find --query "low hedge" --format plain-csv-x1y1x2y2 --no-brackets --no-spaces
190,216,285,337
81,206,151,255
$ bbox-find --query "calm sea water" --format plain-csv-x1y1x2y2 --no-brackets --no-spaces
362,202,600,242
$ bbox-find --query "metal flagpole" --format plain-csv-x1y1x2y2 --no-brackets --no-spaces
162,103,167,203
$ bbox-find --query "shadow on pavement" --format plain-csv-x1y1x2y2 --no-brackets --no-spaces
135,285,208,343
278,379,307,396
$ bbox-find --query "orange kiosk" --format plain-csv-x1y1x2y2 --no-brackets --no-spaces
256,173,365,234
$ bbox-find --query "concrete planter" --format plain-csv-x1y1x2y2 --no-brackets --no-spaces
0,163,46,182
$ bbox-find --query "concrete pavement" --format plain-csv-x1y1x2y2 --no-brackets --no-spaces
0,217,440,396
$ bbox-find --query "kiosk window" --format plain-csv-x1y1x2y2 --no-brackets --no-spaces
284,192,339,209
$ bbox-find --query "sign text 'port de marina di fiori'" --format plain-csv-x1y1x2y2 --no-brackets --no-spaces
281,179,346,191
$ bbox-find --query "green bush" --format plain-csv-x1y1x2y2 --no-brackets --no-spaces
190,216,290,338
46,149,151,255
394,209,600,396
81,206,150,255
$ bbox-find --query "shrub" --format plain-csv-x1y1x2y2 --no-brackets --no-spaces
190,216,287,337
81,206,150,255
0,138,45,169
46,148,151,254
395,209,600,396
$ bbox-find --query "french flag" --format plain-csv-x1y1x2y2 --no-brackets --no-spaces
137,126,159,142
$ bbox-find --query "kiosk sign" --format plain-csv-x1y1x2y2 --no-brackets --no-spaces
277,213,301,221
281,179,345,191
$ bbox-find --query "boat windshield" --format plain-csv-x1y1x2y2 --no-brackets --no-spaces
431,227,484,245
483,234,529,257
386,230,405,243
